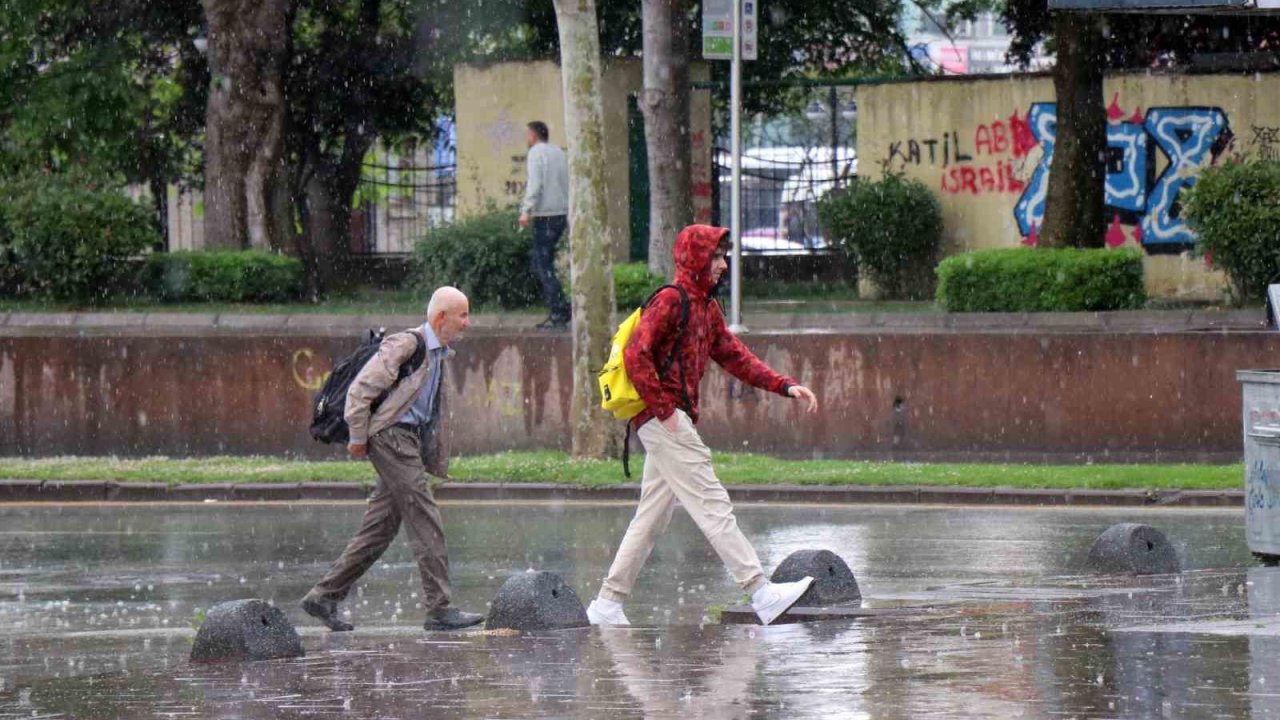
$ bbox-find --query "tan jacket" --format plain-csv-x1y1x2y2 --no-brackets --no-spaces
344,328,450,477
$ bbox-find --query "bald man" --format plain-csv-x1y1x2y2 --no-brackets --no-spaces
301,287,484,632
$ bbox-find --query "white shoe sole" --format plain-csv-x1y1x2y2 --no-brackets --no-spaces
754,577,814,626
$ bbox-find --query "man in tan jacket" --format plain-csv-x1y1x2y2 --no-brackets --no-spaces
300,286,484,632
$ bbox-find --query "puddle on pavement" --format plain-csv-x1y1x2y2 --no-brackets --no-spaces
0,502,1274,718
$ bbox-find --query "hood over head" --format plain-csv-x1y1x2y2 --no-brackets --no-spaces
673,225,729,296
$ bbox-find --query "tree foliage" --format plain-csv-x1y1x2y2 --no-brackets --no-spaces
0,170,160,303
0,0,206,186
1183,159,1280,304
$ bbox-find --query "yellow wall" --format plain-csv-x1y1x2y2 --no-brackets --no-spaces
859,72,1280,298
455,59,712,262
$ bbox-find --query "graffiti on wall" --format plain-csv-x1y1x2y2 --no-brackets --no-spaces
1015,100,1233,248
882,95,1237,250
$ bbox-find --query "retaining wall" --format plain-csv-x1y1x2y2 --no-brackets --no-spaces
0,312,1270,462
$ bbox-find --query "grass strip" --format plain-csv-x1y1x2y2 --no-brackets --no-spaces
0,451,1242,491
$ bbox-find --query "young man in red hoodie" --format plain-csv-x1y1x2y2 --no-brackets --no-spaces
587,225,821,626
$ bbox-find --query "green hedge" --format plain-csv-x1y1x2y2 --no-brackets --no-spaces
141,250,305,303
1183,159,1280,303
411,208,541,309
817,173,941,299
936,248,1147,312
0,172,158,303
614,263,665,309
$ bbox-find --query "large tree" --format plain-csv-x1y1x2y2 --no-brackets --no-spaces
201,0,293,251
1038,12,1106,248
553,0,617,459
0,0,207,231
282,0,443,294
640,0,693,280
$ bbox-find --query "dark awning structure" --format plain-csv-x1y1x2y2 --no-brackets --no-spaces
1049,0,1280,12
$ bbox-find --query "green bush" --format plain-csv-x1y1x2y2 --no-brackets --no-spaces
614,262,665,309
1183,159,1280,303
936,248,1147,312
0,172,158,303
411,208,541,308
816,173,941,299
142,250,305,303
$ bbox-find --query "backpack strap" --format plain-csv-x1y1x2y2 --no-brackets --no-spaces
646,285,690,380
398,329,428,381
623,285,693,479
372,329,428,413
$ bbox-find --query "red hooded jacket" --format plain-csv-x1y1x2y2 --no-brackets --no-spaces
624,225,796,429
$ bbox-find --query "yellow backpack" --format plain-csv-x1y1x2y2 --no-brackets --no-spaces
598,284,690,420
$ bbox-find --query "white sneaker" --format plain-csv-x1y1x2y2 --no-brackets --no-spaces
586,597,631,626
751,577,815,626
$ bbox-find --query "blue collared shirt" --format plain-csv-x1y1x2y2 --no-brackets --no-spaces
398,323,446,428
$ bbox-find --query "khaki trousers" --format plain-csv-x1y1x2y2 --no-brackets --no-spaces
309,425,452,611
600,411,767,602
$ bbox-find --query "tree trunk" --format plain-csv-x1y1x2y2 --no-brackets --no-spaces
640,0,692,279
201,0,292,251
553,0,618,460
1040,12,1106,249
296,132,374,296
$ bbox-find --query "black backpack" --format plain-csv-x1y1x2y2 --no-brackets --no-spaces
310,328,427,444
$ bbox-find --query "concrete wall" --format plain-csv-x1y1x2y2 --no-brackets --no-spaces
454,59,713,260
859,72,1280,299
2,325,1271,463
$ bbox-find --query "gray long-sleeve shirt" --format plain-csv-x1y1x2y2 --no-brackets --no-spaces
521,142,569,217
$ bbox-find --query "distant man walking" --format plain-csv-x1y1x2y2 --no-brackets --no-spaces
300,286,484,632
586,225,822,627
519,120,571,329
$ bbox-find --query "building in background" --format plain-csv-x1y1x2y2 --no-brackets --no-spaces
906,8,1052,75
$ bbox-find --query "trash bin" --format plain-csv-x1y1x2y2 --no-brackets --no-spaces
1239,370,1280,561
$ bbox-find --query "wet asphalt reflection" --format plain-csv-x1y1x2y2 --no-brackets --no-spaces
0,501,1273,718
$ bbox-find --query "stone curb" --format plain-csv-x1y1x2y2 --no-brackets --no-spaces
0,309,1266,337
0,479,1244,507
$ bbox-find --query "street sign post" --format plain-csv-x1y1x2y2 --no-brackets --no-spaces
703,0,754,331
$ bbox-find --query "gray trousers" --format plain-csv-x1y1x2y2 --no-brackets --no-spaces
308,425,452,611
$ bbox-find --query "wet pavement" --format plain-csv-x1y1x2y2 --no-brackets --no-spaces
0,500,1274,718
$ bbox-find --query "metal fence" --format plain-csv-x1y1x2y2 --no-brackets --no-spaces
714,146,856,254
351,160,456,255
711,84,859,255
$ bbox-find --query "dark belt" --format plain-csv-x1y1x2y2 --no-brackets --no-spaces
392,422,419,432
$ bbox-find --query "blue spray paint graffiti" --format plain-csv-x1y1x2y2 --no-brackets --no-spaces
1013,103,1055,239
1106,120,1149,214
1012,104,1232,248
1141,108,1232,246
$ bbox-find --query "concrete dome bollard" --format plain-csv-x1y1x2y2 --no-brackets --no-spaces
770,549,862,607
1087,523,1181,575
190,599,304,662
485,571,590,631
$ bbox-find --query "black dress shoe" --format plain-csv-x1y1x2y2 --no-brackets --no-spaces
423,607,484,631
301,597,355,632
